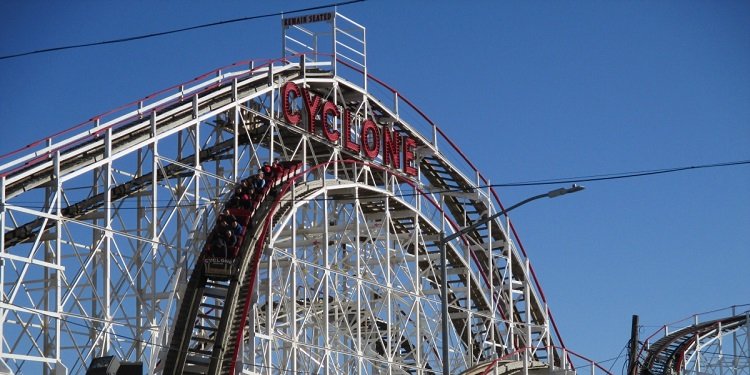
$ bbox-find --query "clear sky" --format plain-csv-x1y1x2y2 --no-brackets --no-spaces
1,0,748,371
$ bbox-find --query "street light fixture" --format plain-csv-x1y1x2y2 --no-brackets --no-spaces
437,184,584,374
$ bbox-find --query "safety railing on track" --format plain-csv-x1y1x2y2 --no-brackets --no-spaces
642,304,750,341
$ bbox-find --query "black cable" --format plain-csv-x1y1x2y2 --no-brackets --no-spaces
570,340,630,371
606,340,630,373
5,158,749,211
490,159,750,187
0,0,365,61
13,158,750,201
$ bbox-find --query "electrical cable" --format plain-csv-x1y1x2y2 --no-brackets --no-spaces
489,159,750,187
0,0,365,61
5,157,750,210
570,340,629,371
606,340,631,373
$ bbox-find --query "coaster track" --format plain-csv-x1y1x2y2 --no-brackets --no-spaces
163,162,303,374
640,310,749,375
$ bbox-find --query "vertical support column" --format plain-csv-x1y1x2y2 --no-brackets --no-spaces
175,128,186,302
323,189,331,375
440,230,449,375
193,96,201,211
54,150,63,372
486,182,495,352
439,193,450,375
135,148,144,361
413,206,422,374
355,187,363,375
90,165,100,354
506,216,516,354
103,128,113,354
385,193,393,374
524,259,531,375
290,183,297,374
291,230,298,375
44,156,53,375
150,111,159,344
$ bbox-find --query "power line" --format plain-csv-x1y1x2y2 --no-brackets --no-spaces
489,159,750,188
570,340,629,371
5,158,750,210
606,341,630,373
0,0,365,61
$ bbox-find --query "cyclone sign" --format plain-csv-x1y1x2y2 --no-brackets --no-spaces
281,81,419,177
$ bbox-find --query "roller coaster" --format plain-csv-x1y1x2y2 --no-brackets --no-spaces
637,306,749,375
0,12,744,375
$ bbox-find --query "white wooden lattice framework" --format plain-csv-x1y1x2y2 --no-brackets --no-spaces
0,13,592,375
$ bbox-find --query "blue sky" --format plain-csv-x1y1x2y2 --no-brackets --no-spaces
1,0,748,370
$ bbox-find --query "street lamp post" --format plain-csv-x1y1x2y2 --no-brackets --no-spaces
438,184,584,374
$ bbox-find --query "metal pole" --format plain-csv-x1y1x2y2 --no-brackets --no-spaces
437,184,584,375
628,314,640,375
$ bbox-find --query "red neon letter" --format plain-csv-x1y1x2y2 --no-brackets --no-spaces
343,110,360,153
361,119,380,159
302,87,322,134
282,82,301,126
402,136,417,176
382,127,401,170
321,101,340,143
